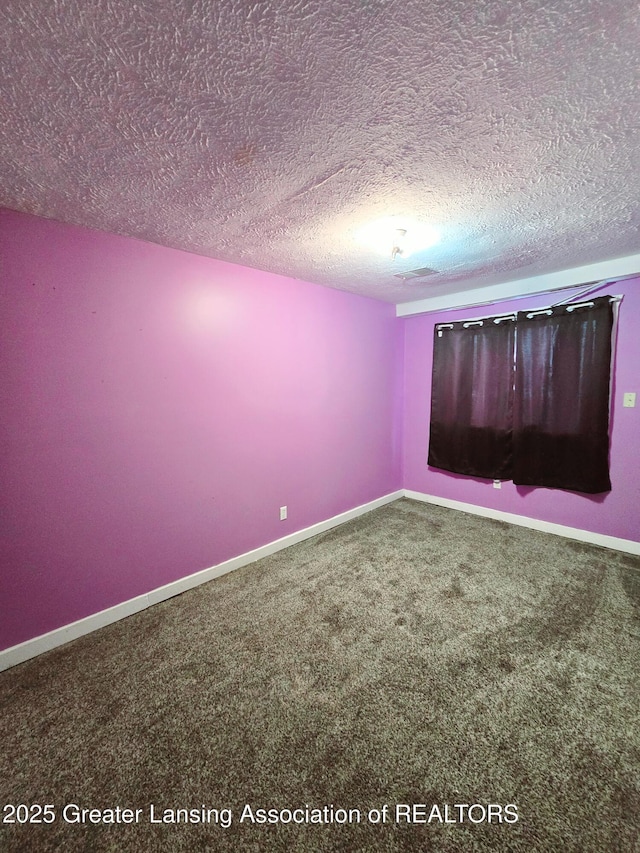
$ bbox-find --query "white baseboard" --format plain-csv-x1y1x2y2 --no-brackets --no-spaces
403,489,640,555
0,490,403,673
4,487,636,673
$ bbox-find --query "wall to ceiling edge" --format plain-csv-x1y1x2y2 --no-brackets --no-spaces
0,208,402,652
401,279,640,544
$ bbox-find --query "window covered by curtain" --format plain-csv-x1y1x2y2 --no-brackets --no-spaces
428,317,515,479
513,296,614,493
428,295,614,494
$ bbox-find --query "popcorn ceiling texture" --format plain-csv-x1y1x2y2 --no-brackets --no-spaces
1,0,639,303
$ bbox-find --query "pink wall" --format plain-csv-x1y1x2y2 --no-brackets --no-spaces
402,279,640,542
3,205,637,654
0,209,402,651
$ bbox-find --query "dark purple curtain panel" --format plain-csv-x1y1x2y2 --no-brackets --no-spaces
513,296,613,493
428,318,515,479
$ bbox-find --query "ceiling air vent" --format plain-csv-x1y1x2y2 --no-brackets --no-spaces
394,266,439,281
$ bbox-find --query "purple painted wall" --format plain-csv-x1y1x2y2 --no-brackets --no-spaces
402,279,640,542
1,209,402,651
3,205,637,655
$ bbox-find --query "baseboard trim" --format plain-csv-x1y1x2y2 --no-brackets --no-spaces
403,489,640,555
0,490,403,673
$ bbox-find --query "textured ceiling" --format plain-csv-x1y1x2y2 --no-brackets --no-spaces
1,0,639,304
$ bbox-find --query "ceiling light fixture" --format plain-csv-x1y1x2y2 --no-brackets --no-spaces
391,229,407,260
355,217,440,260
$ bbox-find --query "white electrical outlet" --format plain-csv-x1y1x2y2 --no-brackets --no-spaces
280,506,287,520
623,392,636,408
493,480,502,489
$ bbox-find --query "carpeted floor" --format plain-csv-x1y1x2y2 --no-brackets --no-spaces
1,498,639,852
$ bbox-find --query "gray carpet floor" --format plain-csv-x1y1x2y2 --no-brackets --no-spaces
1,498,639,852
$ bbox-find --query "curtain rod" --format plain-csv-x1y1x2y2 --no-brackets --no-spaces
429,272,635,322
551,278,622,305
435,293,622,330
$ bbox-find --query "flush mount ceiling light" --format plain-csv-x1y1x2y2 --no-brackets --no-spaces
355,217,440,260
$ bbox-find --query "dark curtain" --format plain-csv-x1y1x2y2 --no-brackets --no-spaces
512,296,613,493
428,317,515,479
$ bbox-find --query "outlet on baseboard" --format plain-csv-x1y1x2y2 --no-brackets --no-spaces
280,506,288,520
493,480,502,489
